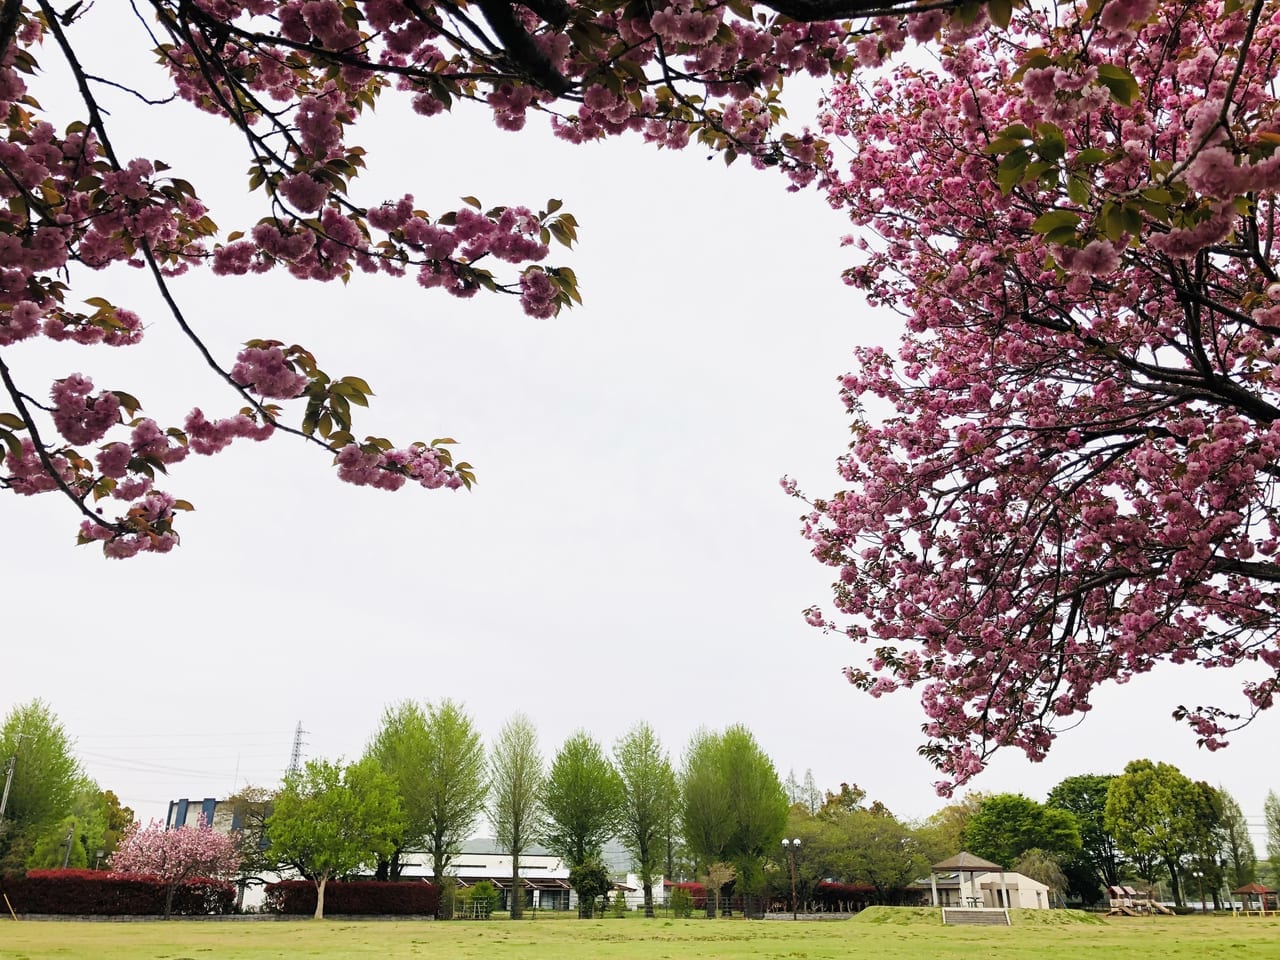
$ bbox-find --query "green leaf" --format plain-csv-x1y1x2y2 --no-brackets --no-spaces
999,124,1036,141
1035,123,1066,162
984,137,1031,156
0,428,21,460
1067,176,1091,205
1095,64,1140,106
329,392,351,428
1073,148,1110,166
988,0,1013,29
1032,210,1082,235
1100,201,1132,241
0,412,25,430
997,148,1030,194
112,390,142,416
1043,226,1082,246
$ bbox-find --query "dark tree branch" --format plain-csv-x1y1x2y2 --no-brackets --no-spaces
1211,558,1280,583
474,0,571,94
0,352,118,533
760,0,963,19
0,0,21,63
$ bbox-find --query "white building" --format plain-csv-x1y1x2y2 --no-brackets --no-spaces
928,870,1053,909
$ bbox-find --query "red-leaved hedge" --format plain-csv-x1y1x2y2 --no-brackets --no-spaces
813,880,876,909
264,879,441,915
1,869,235,915
671,881,707,908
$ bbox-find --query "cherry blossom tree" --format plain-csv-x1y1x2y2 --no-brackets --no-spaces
795,0,1280,790
0,0,962,557
110,817,241,917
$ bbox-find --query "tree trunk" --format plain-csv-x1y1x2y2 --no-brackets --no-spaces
164,881,177,919
511,852,522,919
431,833,446,887
315,876,328,920
1165,859,1183,907
643,878,654,918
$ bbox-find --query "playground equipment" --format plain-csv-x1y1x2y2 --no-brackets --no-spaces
1105,885,1175,916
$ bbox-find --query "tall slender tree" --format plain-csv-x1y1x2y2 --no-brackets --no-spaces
488,714,543,919
365,700,433,879
1264,791,1280,882
680,726,787,915
543,732,623,866
543,731,624,917
680,730,733,916
422,700,488,887
1214,787,1256,890
615,723,679,917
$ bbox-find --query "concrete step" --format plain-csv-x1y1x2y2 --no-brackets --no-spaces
942,908,1011,926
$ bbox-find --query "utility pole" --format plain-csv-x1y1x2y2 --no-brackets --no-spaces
0,754,16,820
60,821,75,868
0,733,29,820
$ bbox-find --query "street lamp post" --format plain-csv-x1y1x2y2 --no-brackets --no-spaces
1192,870,1206,913
781,838,801,920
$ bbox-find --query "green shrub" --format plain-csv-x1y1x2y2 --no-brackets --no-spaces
439,877,457,920
670,887,693,918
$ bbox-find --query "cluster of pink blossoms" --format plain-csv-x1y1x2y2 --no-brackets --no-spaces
3,0,880,556
230,345,308,399
335,443,464,491
50,375,121,446
796,0,1280,788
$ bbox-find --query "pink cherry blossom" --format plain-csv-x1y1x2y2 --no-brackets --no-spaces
802,0,1280,790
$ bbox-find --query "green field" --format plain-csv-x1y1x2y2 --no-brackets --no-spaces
0,909,1277,960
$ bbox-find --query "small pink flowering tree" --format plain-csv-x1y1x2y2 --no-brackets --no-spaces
796,0,1280,791
109,817,241,917
0,0,964,557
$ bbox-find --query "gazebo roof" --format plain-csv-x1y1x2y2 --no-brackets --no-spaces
1233,883,1273,894
932,851,1004,872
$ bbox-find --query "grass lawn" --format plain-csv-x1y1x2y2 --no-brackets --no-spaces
0,908,1277,960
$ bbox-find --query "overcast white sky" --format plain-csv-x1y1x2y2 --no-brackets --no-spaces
1,7,1275,854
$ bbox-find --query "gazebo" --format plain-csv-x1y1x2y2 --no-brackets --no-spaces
929,852,1011,909
1233,883,1275,915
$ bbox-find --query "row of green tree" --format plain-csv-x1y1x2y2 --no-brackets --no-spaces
776,763,1280,909
261,704,787,918
5,697,1280,917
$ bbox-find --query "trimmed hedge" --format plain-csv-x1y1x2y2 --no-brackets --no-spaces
264,879,442,916
814,880,876,910
1,869,235,915
671,881,707,909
